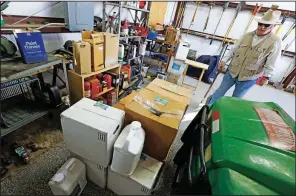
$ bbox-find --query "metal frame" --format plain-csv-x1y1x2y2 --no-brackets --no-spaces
102,1,151,83
102,2,151,37
0,57,70,137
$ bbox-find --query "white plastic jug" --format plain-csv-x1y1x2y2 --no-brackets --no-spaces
49,158,87,195
111,121,145,176
139,42,147,56
118,44,124,62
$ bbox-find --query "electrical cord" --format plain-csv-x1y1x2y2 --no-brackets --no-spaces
12,2,61,25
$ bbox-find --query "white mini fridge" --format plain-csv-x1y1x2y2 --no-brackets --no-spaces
61,98,125,167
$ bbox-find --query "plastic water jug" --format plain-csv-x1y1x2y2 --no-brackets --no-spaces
118,44,124,61
49,158,87,195
111,121,145,176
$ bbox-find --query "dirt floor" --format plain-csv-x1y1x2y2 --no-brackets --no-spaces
1,108,64,179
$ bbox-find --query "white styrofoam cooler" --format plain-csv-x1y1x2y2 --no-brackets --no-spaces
70,152,107,189
111,121,145,176
108,154,163,195
49,158,87,195
61,98,125,167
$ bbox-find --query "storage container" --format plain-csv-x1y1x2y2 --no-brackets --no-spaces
108,153,163,195
118,44,124,61
111,121,145,176
175,41,190,61
139,42,147,56
70,152,107,189
49,158,87,195
61,98,125,167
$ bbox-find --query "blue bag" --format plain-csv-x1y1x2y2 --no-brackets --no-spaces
186,55,220,84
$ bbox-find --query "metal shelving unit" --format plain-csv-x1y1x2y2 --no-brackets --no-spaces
1,55,69,137
102,1,151,84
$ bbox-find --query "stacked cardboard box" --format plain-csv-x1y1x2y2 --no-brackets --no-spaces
73,41,92,75
82,31,105,72
165,28,180,45
73,31,119,75
108,153,163,195
115,79,192,161
61,98,125,188
104,33,119,67
61,98,164,194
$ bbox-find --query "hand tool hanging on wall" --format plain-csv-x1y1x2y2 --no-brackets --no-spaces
209,1,229,45
186,1,200,36
177,2,186,28
275,12,289,35
281,37,295,56
282,22,296,41
175,1,184,28
282,66,296,89
280,56,295,83
244,3,263,33
218,2,245,52
203,2,214,32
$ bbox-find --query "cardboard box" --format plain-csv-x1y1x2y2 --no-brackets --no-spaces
167,72,180,84
108,153,163,195
73,41,92,75
70,152,107,189
165,28,180,45
146,78,192,107
82,31,105,72
143,56,164,67
61,98,125,167
175,40,190,61
114,91,138,112
82,31,104,43
122,89,187,161
104,33,119,67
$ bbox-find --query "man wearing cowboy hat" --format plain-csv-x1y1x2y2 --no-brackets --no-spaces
208,9,282,106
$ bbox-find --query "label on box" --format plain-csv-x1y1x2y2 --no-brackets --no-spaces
155,97,168,106
172,63,181,70
94,102,109,110
254,107,295,152
169,83,179,88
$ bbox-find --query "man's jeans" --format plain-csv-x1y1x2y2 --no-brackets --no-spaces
208,71,258,106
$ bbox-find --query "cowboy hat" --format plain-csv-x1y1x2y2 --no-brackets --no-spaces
255,9,282,25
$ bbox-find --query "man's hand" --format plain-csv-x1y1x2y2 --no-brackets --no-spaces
259,77,269,86
218,61,225,71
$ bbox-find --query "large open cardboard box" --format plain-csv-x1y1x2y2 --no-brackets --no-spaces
116,88,187,161
104,33,119,67
73,41,91,75
82,31,104,72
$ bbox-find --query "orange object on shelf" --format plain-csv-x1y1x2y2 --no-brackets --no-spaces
122,65,131,80
86,78,101,99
